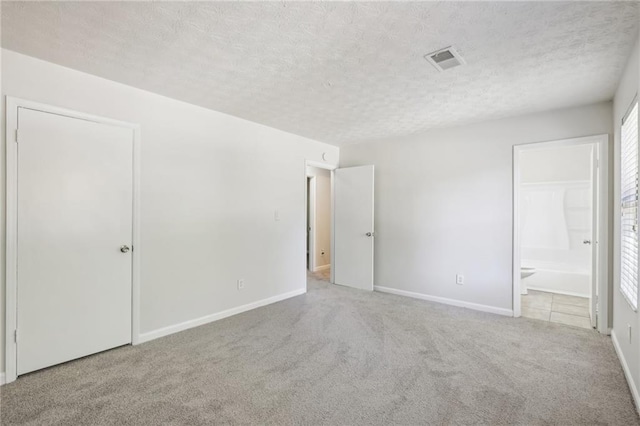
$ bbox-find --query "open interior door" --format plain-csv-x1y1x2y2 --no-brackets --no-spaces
333,165,374,291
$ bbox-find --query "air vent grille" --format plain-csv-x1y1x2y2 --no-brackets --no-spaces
431,50,455,63
424,47,465,72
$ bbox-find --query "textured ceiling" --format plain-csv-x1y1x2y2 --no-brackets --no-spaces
2,1,639,146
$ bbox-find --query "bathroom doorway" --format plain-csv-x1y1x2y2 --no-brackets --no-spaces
513,135,609,333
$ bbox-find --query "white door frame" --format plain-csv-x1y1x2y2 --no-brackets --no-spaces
4,97,142,384
305,160,337,284
512,134,609,333
306,175,316,272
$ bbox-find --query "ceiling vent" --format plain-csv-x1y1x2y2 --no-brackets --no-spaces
424,46,465,72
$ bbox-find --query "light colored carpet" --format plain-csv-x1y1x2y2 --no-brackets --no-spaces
1,275,638,425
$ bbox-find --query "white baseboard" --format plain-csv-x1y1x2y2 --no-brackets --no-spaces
0,373,5,386
137,288,307,344
374,286,513,317
612,329,640,414
314,264,330,272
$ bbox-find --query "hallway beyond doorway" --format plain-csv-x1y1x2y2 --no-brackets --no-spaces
307,268,330,283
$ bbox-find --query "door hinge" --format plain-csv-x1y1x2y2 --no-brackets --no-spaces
14,129,19,143
14,329,18,343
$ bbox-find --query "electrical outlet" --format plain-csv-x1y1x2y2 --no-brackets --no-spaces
237,279,245,291
456,274,464,285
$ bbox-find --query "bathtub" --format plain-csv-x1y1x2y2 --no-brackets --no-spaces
521,260,590,297
519,181,592,298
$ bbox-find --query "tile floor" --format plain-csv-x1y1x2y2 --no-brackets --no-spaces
521,290,592,329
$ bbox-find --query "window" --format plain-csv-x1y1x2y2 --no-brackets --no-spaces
621,99,639,311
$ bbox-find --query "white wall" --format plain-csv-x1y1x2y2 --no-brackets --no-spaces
612,33,640,410
340,102,613,314
0,49,339,376
306,166,331,269
520,144,592,184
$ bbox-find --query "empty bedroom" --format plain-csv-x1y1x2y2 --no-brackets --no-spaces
1,1,639,425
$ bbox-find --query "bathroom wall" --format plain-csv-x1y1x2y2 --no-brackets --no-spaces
519,144,593,297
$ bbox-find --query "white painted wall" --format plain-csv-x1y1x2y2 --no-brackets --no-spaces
520,144,592,183
612,33,640,410
340,102,613,313
0,49,339,376
306,166,331,269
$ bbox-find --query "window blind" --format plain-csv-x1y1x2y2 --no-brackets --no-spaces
621,100,639,311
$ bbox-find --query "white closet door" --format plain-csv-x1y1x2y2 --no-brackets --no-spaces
17,107,133,375
333,165,375,291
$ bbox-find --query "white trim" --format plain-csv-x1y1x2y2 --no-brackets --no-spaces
374,286,513,317
595,136,610,331
306,159,337,171
524,287,590,299
622,94,638,125
513,134,609,334
513,146,521,318
314,264,331,272
5,98,18,385
138,288,306,344
4,97,142,384
521,180,590,187
612,330,640,414
131,125,142,345
331,169,335,285
0,373,5,386
307,176,316,272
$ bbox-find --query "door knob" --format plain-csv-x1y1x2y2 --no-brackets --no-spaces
120,245,130,253
583,240,592,245
366,232,375,237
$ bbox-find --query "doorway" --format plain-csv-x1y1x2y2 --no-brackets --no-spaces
513,134,609,333
306,164,332,283
4,98,141,384
304,160,376,291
